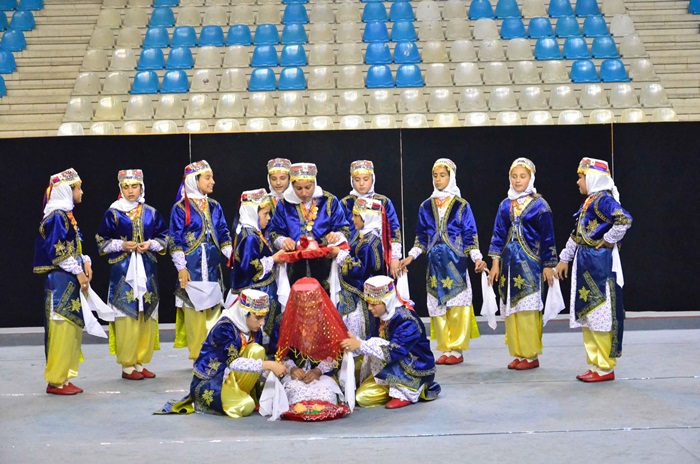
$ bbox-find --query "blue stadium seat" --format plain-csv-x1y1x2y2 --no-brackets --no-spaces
17,0,41,10
9,9,33,30
691,0,700,13
131,70,160,94
281,23,307,44
171,26,197,48
534,37,562,59
365,42,392,64
199,25,225,47
137,48,166,70
570,59,599,82
600,58,630,82
592,36,620,58
468,0,494,19
393,41,421,63
555,16,581,37
548,0,573,17
166,46,194,69
144,27,170,48
582,15,609,37
226,25,252,46
366,64,394,88
249,67,277,91
364,21,390,42
283,4,308,24
390,20,416,42
251,44,279,67
395,63,423,87
363,2,388,22
362,0,383,3
500,17,526,39
528,17,554,38
495,0,521,18
283,0,307,4
154,0,178,6
161,69,189,93
0,74,6,97
149,7,175,28
278,66,307,90
390,1,414,21
280,44,307,66
563,37,591,58
0,1,16,11
0,49,15,73
575,0,600,17
253,24,279,45
0,29,25,51
0,12,7,31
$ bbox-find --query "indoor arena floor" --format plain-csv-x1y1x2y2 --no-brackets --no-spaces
2,312,699,464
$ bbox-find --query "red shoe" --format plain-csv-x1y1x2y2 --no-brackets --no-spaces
122,370,145,380
385,398,412,409
580,371,615,383
576,370,593,381
507,358,522,369
138,368,156,379
444,354,464,365
435,354,449,365
46,384,79,396
514,359,539,370
67,383,83,393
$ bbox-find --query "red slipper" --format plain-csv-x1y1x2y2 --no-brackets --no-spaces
514,359,539,370
507,358,521,369
67,382,83,393
385,398,411,409
580,371,615,383
443,354,464,365
122,370,145,380
139,368,156,379
435,354,449,365
46,384,79,396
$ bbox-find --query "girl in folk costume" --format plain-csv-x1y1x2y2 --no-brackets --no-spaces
341,160,403,278
95,169,168,380
169,160,233,360
330,197,391,339
487,158,558,371
554,158,632,383
268,162,350,289
230,189,285,357
400,158,487,366
341,276,441,410
274,278,349,413
266,158,292,216
33,168,92,395
157,290,288,418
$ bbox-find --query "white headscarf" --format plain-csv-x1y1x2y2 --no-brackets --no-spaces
43,182,76,219
585,170,620,202
507,158,537,200
220,289,268,335
110,181,145,213
364,275,399,322
283,180,323,205
183,173,208,200
430,159,461,200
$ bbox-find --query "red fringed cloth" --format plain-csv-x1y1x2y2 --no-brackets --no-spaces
278,236,350,263
274,277,348,364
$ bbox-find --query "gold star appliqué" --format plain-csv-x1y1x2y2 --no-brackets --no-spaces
578,287,591,302
202,389,214,406
206,358,222,375
186,232,196,244
226,344,237,357
54,240,66,255
499,274,506,288
586,219,599,233
440,277,454,290
143,292,153,304
70,298,81,312
513,275,525,289
429,275,438,288
125,289,135,302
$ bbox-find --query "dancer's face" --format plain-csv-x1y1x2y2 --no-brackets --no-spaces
577,173,588,195
246,314,265,332
269,172,289,194
293,180,315,203
367,302,387,317
197,171,215,195
258,205,271,230
120,183,142,202
432,165,450,191
352,212,364,231
352,174,372,195
72,183,83,204
510,166,531,193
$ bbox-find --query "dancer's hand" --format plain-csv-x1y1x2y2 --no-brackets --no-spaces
340,332,361,352
488,260,500,286
290,367,305,380
282,238,296,252
543,268,555,286
303,368,322,384
178,269,191,288
553,262,569,280
263,361,288,378
474,259,487,273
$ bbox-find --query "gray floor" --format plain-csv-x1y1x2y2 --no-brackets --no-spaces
2,313,699,464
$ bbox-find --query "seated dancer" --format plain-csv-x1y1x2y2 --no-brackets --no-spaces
268,162,350,290
157,289,288,418
341,276,441,410
230,189,285,357
330,197,391,339
341,160,403,278
274,278,349,414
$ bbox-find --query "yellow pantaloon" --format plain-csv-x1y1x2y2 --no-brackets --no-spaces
505,311,543,359
431,305,480,352
583,328,616,371
45,319,83,386
114,313,157,367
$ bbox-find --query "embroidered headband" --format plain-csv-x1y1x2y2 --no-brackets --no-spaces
239,289,270,317
578,157,611,176
118,169,144,184
290,162,317,182
364,275,396,305
184,160,212,177
510,157,536,175
433,158,457,173
353,197,383,215
240,188,271,208
267,158,292,174
350,160,374,177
